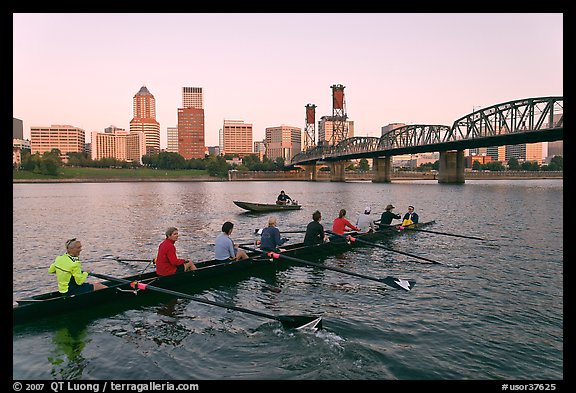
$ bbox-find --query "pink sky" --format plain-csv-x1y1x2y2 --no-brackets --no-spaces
13,13,563,149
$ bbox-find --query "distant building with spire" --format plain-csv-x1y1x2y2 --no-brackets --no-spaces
129,86,160,155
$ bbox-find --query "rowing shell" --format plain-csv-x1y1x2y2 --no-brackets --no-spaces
13,221,433,326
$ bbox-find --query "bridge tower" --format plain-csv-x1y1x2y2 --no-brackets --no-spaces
330,84,348,145
304,104,316,150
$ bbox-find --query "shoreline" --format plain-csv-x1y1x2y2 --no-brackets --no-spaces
12,171,563,184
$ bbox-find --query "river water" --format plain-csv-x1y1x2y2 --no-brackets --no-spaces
12,179,563,383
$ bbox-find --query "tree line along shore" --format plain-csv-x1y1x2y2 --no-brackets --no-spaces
12,167,563,183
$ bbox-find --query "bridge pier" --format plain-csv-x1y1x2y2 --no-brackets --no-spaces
329,161,346,182
372,157,392,183
438,150,465,184
301,164,317,181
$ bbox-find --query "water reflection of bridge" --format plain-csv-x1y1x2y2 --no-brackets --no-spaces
290,96,563,183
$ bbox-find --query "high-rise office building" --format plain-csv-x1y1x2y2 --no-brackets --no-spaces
30,124,86,159
318,116,354,146
254,140,266,160
505,142,544,164
91,129,146,164
265,125,302,161
166,126,179,153
13,118,24,139
547,141,563,158
381,123,405,135
222,120,253,157
178,87,205,159
182,87,203,109
129,86,160,155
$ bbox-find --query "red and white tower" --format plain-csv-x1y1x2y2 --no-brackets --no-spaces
330,84,348,145
304,104,316,150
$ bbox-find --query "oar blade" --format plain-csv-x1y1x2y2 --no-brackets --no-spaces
380,276,416,291
279,315,323,331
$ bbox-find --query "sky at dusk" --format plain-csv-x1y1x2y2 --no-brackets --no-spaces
13,13,563,149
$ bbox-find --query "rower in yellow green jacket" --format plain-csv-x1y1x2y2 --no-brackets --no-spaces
48,238,107,295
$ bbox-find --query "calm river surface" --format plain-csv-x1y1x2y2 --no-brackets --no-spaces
12,179,563,383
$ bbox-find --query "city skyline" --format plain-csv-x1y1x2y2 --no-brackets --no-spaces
13,13,563,149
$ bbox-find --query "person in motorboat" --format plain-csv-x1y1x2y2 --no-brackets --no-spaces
215,221,249,263
259,216,288,251
276,190,293,205
48,238,108,295
155,227,196,276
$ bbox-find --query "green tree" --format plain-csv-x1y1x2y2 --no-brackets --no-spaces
206,155,230,178
358,158,370,172
520,161,540,171
275,157,285,169
508,157,520,171
67,152,91,167
550,155,563,170
156,152,186,169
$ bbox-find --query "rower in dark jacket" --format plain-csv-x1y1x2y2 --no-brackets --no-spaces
276,190,292,205
304,210,327,245
259,216,287,251
379,204,401,228
402,205,419,224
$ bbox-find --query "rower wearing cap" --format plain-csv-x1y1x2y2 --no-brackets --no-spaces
379,204,402,228
355,206,376,233
402,205,419,225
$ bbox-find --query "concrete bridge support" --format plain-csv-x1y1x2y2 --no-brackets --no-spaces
301,164,317,181
438,150,465,184
329,161,346,182
372,157,392,183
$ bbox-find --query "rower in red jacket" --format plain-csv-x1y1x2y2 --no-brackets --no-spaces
332,209,360,235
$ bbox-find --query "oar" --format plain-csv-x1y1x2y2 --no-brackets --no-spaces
102,256,156,263
326,230,459,268
240,245,415,291
89,272,321,330
377,223,486,241
254,229,307,234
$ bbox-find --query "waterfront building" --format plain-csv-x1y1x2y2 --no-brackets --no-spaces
505,142,544,165
91,127,146,164
13,117,24,139
465,154,493,168
547,140,563,161
178,107,205,159
222,120,253,157
265,125,301,161
129,86,160,156
30,124,86,161
318,116,354,146
254,140,266,161
178,87,205,159
104,125,124,134
166,126,179,153
207,146,220,156
381,123,405,135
